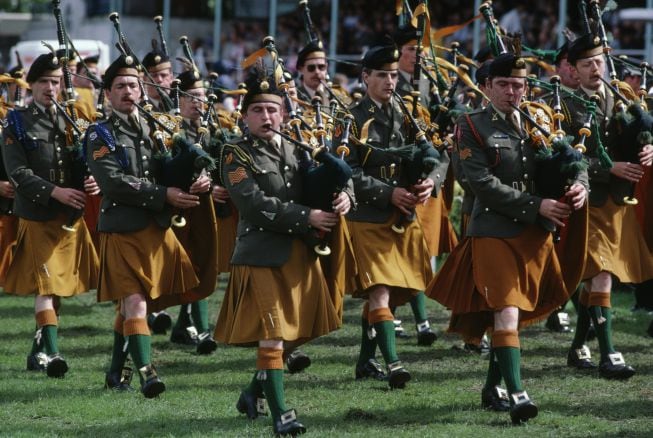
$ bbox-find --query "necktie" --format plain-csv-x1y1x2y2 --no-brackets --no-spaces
128,113,143,136
48,106,57,125
508,111,521,134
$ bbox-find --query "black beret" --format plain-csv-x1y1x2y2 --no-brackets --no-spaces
9,64,25,79
473,46,493,63
393,25,418,49
142,44,171,71
554,42,569,65
103,54,139,89
488,53,527,78
26,53,62,83
296,40,326,69
567,33,603,65
363,37,399,70
475,60,492,85
177,69,203,92
77,55,99,72
242,70,283,111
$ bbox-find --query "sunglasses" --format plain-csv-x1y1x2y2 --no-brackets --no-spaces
305,64,327,72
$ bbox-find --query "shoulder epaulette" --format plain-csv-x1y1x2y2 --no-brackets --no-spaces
6,108,38,150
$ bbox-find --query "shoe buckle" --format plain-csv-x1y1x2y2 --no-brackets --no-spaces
197,331,211,342
35,352,48,368
416,321,430,332
280,409,297,425
366,326,377,340
494,386,509,401
186,325,199,341
608,352,625,366
138,364,158,381
367,359,384,374
47,353,62,364
121,366,133,385
576,345,591,360
557,312,570,326
388,361,403,373
256,398,267,415
511,391,530,405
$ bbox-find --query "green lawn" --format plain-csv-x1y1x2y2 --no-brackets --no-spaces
1,278,652,437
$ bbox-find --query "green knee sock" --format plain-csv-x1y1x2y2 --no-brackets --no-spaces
259,369,287,421
244,371,263,396
409,292,428,324
191,300,209,333
40,325,59,355
588,306,615,362
571,303,592,350
357,317,377,367
109,331,128,374
174,304,192,330
570,284,582,313
127,334,151,370
374,320,399,365
483,349,503,389
494,346,523,394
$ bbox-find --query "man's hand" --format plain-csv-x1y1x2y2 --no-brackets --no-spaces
0,181,15,199
211,184,230,203
412,178,435,203
51,186,86,210
332,192,351,216
611,161,645,182
391,187,418,215
83,175,101,195
565,183,587,210
166,187,200,209
308,209,339,232
189,174,211,194
639,144,653,167
539,198,572,227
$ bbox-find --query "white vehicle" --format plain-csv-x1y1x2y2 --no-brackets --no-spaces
9,39,110,73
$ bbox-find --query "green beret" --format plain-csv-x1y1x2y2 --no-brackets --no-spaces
488,53,527,78
567,33,603,65
363,37,399,70
26,53,62,83
103,54,139,89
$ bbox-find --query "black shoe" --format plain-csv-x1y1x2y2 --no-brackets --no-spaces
387,361,411,389
598,353,636,380
545,311,571,333
196,332,218,355
509,392,538,424
105,367,134,391
393,319,410,338
236,390,267,419
355,358,386,381
481,386,510,412
45,354,68,378
273,409,306,436
139,364,166,398
26,353,47,371
286,350,311,374
170,326,199,345
416,321,437,346
647,320,653,338
567,345,597,370
148,312,172,335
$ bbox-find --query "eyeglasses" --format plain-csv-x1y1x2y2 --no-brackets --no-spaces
305,64,327,73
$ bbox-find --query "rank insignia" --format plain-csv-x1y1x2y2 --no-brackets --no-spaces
128,181,142,190
225,152,233,165
92,145,110,160
261,211,276,221
228,166,248,185
459,147,472,160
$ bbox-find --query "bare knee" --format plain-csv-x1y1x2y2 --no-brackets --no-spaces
122,294,147,319
494,307,519,331
590,272,612,293
34,295,54,313
367,285,390,311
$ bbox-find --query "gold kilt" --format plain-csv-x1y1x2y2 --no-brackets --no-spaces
426,225,569,341
584,198,653,282
0,214,18,286
97,222,199,306
4,215,98,296
346,211,433,306
215,239,340,345
216,200,238,273
634,168,652,251
415,196,458,257
554,203,589,292
151,195,219,309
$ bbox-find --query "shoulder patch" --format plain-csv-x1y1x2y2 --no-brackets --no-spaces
459,148,472,160
228,166,248,185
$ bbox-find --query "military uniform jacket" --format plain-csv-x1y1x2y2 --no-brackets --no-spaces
297,84,330,106
456,105,587,238
560,88,630,207
221,136,321,267
397,70,432,109
85,112,170,233
2,103,77,221
345,94,449,223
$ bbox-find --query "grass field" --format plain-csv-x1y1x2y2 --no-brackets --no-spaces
1,277,652,437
